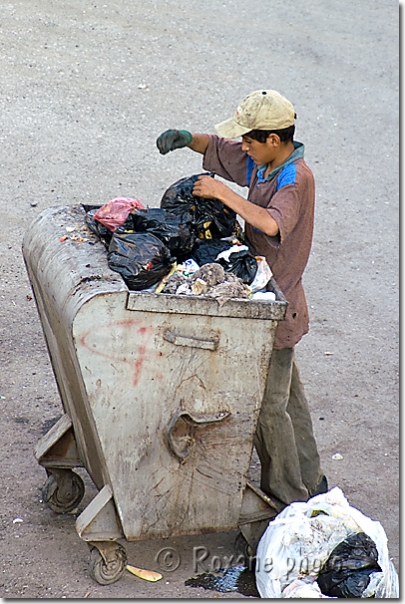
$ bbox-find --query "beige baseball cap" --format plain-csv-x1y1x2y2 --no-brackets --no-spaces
215,89,295,138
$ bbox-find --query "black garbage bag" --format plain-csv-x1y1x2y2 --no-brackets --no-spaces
84,206,134,247
131,208,196,261
191,239,234,265
82,204,102,213
216,249,258,285
191,239,258,285
85,209,113,246
107,232,173,291
317,532,382,598
160,173,237,239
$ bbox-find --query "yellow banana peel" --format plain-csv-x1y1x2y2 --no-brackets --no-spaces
126,564,162,582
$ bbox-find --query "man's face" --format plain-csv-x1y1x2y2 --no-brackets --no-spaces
241,134,279,165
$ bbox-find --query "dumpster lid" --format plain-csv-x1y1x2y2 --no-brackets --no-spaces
127,277,287,320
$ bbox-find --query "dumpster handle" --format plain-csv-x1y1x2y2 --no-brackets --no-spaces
167,408,231,463
164,330,219,351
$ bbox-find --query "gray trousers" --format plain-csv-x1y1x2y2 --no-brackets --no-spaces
254,347,323,507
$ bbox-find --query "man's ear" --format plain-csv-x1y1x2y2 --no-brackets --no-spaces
267,133,281,147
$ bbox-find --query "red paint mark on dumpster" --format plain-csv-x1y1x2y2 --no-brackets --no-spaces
133,342,147,386
79,319,155,386
79,318,143,349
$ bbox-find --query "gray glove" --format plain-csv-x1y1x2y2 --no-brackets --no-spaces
156,129,192,155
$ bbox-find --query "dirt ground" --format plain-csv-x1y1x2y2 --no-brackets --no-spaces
0,0,399,599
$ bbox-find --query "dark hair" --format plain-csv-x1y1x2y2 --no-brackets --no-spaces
245,125,295,143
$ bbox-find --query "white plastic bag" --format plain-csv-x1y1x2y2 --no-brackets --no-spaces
251,291,276,302
215,243,249,263
248,256,272,294
255,487,399,598
281,576,330,598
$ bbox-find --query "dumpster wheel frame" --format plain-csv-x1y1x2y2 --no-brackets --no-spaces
88,541,127,585
234,530,254,559
42,469,85,514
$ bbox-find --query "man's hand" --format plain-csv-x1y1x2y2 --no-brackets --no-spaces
193,175,279,237
156,129,192,154
192,175,228,200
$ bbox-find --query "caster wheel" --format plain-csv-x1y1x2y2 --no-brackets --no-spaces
42,470,85,514
88,543,127,585
235,531,255,560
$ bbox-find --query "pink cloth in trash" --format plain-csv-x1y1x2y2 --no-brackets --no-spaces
94,197,145,231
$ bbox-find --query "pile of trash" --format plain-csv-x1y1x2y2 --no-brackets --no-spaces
255,487,399,598
83,174,275,303
160,262,251,307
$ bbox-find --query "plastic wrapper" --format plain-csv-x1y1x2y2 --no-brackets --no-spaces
160,173,238,239
131,207,196,261
177,258,200,276
107,232,173,291
255,487,399,598
94,197,145,231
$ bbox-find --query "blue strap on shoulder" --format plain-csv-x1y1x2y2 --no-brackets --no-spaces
276,162,297,191
246,155,255,186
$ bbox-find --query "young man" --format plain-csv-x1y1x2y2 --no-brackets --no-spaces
156,89,327,508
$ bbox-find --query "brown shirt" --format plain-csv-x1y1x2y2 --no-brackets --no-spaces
203,135,315,349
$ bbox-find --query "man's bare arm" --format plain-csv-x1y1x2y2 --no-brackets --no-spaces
188,133,210,155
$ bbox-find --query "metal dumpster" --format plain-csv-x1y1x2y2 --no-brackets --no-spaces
23,204,287,584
